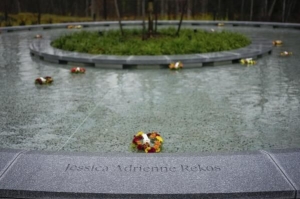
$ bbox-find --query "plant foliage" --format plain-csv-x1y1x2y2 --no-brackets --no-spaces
51,28,251,55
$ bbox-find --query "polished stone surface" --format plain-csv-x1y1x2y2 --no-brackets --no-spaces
266,148,300,198
0,148,23,177
0,149,296,198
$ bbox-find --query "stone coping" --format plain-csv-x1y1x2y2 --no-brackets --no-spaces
29,36,272,69
1,20,300,32
1,20,283,68
23,20,278,68
0,148,299,198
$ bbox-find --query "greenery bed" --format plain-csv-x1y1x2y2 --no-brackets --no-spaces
51,28,251,55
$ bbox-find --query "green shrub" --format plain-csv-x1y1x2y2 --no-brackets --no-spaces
51,28,251,55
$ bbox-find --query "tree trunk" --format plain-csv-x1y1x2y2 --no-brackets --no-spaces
91,0,96,20
114,0,123,35
160,0,165,18
147,0,154,37
137,0,141,18
218,0,221,20
282,0,286,22
240,0,244,20
4,0,8,22
201,0,207,17
85,0,89,17
103,0,107,20
37,0,41,24
142,0,146,40
286,0,297,22
176,0,187,36
249,0,254,21
15,0,21,13
187,0,191,19
268,0,277,21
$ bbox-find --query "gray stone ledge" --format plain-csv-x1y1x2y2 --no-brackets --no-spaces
29,35,273,69
1,20,300,33
0,148,299,199
23,20,278,68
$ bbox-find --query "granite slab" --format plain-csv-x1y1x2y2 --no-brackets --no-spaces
264,149,300,198
0,148,24,178
0,150,296,199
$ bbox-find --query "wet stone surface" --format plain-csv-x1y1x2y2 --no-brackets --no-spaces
0,25,300,153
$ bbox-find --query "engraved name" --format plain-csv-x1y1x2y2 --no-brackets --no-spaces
65,164,221,172
117,165,221,172
65,164,108,172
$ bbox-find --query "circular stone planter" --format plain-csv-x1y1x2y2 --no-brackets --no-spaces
29,36,272,69
25,20,277,69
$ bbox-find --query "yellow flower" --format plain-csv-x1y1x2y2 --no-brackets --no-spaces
145,147,151,153
154,140,161,146
136,131,144,136
156,136,163,143
156,148,161,153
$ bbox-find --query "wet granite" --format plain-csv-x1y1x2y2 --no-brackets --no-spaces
0,148,24,177
0,149,297,199
264,149,300,198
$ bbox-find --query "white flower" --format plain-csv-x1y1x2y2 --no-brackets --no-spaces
39,77,46,83
142,133,150,144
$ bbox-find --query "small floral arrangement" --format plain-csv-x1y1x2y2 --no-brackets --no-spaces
70,67,86,73
35,76,53,85
169,61,183,70
67,25,82,29
132,131,163,153
34,34,42,39
273,40,282,46
280,51,292,56
240,58,257,65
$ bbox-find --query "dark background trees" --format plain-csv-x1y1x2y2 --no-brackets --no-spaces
0,0,299,25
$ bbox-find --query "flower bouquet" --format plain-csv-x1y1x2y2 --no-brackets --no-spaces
67,25,82,29
35,76,53,85
272,40,282,46
70,67,86,74
280,51,292,56
169,61,183,70
132,131,163,153
34,34,42,39
240,58,257,65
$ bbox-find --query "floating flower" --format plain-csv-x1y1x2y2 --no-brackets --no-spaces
169,61,183,70
70,67,86,73
35,76,53,85
75,25,82,29
67,25,82,29
280,51,292,56
273,40,282,46
132,131,163,153
240,58,257,65
34,34,42,39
